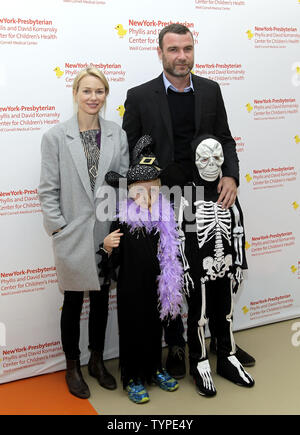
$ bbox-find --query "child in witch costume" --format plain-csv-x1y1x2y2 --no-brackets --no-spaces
178,135,255,397
99,135,184,404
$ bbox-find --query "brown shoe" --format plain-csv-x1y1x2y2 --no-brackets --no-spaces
65,359,90,399
88,350,117,390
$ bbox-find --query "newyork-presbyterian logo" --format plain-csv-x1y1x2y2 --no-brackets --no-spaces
246,29,253,40
115,24,127,38
249,294,294,321
242,306,249,315
245,173,252,183
116,105,125,118
246,26,300,49
54,66,64,78
194,63,245,87
0,266,57,296
291,62,300,87
195,0,246,11
0,341,63,374
64,62,126,87
245,98,299,121
0,105,60,134
245,103,253,113
127,19,199,51
290,261,300,282
291,265,297,274
0,17,58,46
244,166,297,190
248,232,295,257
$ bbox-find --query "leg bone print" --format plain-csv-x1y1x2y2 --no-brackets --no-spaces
231,203,244,266
177,196,194,293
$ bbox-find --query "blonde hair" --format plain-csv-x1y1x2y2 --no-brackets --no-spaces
72,67,109,112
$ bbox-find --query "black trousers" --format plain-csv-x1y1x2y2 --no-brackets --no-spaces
186,277,236,374
60,284,110,360
163,315,186,348
162,307,222,350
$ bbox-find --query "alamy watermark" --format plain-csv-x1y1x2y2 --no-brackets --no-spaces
291,321,300,347
95,180,204,232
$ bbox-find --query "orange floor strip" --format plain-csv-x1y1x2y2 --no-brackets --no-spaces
0,371,98,415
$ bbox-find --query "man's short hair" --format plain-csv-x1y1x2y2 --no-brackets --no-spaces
158,24,194,49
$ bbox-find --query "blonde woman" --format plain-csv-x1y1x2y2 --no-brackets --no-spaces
38,68,129,399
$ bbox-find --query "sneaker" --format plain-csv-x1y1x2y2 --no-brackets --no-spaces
153,369,179,392
193,359,217,397
217,355,255,387
126,380,150,404
166,345,186,379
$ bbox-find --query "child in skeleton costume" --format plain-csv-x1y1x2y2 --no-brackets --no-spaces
100,135,184,404
179,135,255,396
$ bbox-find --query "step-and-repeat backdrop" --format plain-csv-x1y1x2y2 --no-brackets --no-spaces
0,0,299,383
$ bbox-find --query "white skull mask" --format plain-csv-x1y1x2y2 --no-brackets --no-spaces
195,138,224,181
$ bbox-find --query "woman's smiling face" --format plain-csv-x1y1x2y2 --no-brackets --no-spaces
74,75,107,116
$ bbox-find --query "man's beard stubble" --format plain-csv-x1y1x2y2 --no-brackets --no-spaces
162,56,194,78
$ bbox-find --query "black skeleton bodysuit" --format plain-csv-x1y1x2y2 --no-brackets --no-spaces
180,176,247,354
177,136,254,396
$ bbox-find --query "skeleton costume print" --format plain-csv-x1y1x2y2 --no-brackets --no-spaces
179,136,254,396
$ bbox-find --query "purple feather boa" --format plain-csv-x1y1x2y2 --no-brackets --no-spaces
117,194,184,320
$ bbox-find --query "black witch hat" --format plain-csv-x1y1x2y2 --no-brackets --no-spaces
105,135,161,187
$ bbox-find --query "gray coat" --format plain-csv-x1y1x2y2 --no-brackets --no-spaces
38,114,129,291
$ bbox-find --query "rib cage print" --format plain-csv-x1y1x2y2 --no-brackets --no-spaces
194,200,233,280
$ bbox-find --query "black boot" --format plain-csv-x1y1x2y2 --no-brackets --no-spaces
88,350,117,390
210,337,256,367
166,345,186,379
65,359,90,399
217,355,255,388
